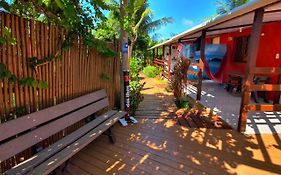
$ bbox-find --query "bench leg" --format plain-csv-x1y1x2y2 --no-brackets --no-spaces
104,127,116,144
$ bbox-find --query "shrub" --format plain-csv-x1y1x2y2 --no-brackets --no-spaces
175,99,190,109
130,80,145,115
143,66,162,78
129,57,144,116
170,59,190,101
130,57,143,81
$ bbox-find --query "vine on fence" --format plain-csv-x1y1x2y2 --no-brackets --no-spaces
0,26,17,46
0,63,17,84
27,55,62,70
0,26,49,89
0,0,118,88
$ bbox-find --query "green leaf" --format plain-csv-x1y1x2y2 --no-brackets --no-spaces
55,0,64,9
0,36,5,44
0,1,11,11
0,64,7,79
3,27,11,37
9,38,17,45
8,74,17,83
19,77,48,89
38,80,49,89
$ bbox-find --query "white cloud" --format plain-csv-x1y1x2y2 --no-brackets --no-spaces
182,18,194,27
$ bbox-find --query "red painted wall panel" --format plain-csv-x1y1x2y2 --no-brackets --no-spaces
218,21,281,83
217,21,281,99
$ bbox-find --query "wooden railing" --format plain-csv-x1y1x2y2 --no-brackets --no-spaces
244,67,281,111
239,67,281,131
153,58,165,66
153,58,169,78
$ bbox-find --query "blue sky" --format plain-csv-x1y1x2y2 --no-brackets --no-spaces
149,0,218,40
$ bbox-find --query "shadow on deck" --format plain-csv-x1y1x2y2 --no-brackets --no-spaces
64,78,281,175
186,80,281,134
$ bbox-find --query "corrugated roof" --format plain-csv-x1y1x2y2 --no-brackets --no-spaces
150,0,281,49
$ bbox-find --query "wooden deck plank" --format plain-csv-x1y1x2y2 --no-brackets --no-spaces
64,76,281,175
80,146,153,175
31,112,125,175
69,156,109,175
64,163,91,175
93,137,210,175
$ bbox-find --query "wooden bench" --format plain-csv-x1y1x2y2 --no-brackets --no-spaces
0,89,125,175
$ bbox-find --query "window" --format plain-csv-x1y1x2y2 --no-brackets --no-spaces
212,37,220,44
233,36,249,63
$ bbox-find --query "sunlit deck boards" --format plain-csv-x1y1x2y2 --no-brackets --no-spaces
186,80,281,134
64,118,281,175
64,77,281,175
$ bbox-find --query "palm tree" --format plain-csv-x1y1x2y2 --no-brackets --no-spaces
124,0,173,56
101,0,172,55
216,0,249,14
202,0,249,22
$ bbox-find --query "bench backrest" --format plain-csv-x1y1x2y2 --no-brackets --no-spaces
0,89,108,162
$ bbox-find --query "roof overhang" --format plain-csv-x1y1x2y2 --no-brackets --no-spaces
150,0,281,50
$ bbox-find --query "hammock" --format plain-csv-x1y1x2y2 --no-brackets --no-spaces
194,44,227,83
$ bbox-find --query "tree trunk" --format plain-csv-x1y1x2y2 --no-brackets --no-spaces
120,0,129,111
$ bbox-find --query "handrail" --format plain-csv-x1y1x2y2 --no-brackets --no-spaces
153,58,165,66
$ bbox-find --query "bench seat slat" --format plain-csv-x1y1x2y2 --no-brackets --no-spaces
30,111,126,175
0,89,107,142
5,110,118,175
0,98,109,162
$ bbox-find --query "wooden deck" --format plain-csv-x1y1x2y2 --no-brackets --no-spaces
186,80,281,134
64,77,281,175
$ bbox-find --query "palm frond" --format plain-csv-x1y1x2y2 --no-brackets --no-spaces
216,0,230,14
141,17,174,34
216,0,249,14
133,8,152,34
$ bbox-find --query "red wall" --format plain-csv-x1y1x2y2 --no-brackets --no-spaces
215,21,281,99
218,21,281,84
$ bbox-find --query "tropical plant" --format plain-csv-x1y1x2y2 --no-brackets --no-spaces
129,57,144,115
124,0,173,58
130,56,143,81
202,0,249,22
170,59,190,106
143,66,162,78
216,0,249,14
104,0,173,58
0,0,115,89
1,0,108,38
94,12,120,41
133,34,157,65
0,0,116,55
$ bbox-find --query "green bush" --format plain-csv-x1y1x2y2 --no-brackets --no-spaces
175,99,190,109
129,57,144,116
143,66,162,78
130,57,142,81
130,80,144,115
